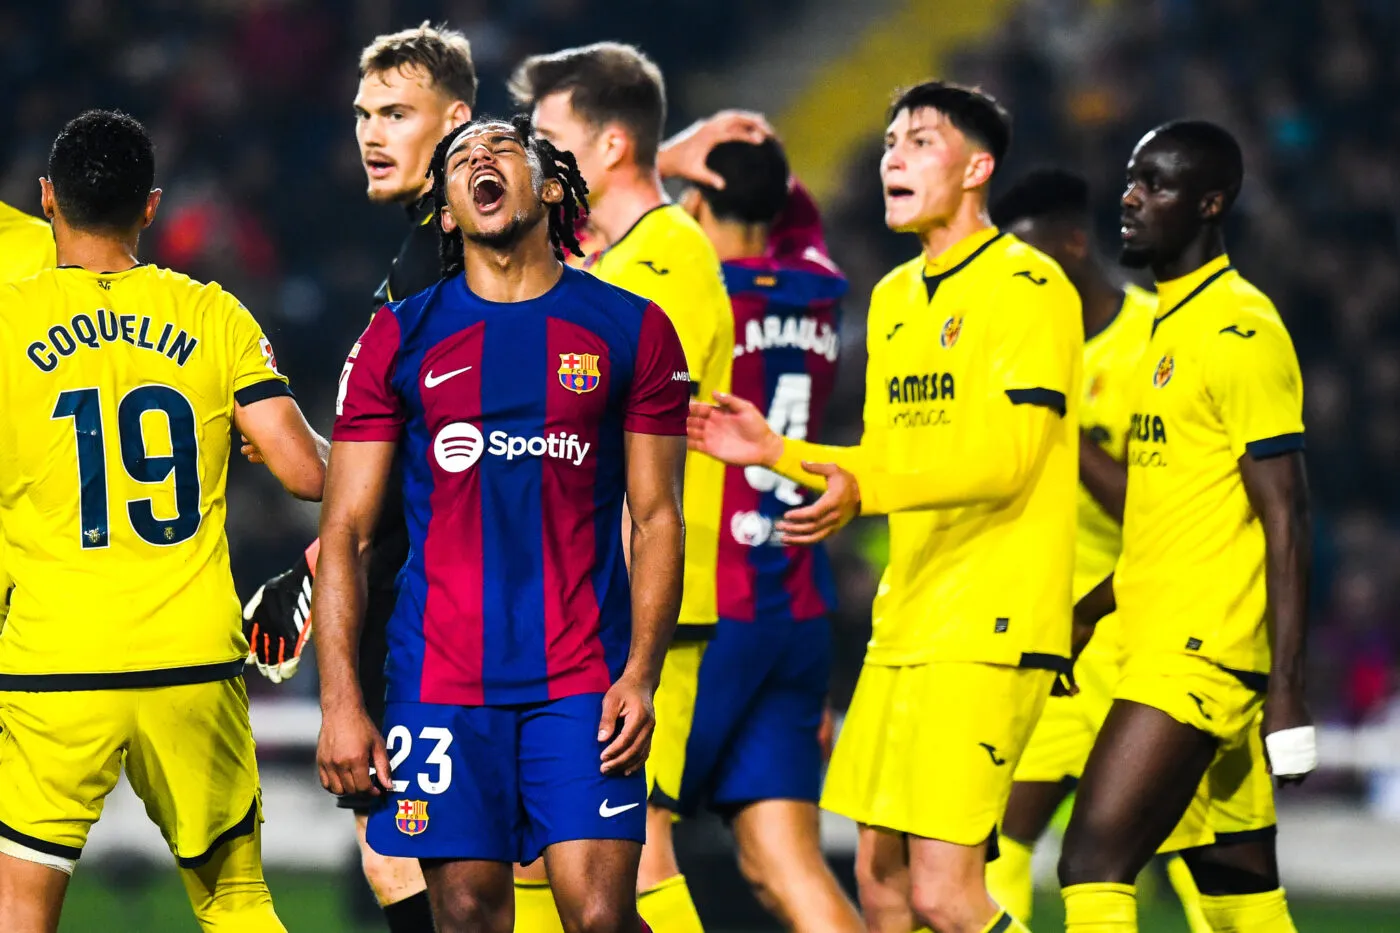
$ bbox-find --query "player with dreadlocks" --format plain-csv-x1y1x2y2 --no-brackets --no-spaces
428,114,589,274
316,115,691,933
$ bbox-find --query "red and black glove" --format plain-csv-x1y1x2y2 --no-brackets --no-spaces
242,539,319,684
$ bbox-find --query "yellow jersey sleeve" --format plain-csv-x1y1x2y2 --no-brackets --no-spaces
0,203,55,284
221,289,290,400
1204,316,1305,459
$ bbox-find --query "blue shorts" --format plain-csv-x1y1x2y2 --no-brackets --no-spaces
365,693,646,864
668,615,830,817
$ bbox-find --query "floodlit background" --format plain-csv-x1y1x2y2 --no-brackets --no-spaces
3,0,1399,930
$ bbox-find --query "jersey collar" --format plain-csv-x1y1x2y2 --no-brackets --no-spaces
921,226,1004,301
1151,254,1233,335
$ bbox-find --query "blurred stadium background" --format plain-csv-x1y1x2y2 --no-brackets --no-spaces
5,0,1399,929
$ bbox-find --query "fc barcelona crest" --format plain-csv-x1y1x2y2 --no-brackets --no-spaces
559,352,601,394
940,316,963,349
396,799,429,835
1153,355,1174,388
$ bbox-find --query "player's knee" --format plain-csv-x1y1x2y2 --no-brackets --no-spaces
1058,814,1132,886
359,842,424,905
853,852,904,919
430,887,512,933
558,893,633,933
908,875,979,933
735,843,789,918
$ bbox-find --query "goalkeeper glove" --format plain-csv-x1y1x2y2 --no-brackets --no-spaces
242,540,319,684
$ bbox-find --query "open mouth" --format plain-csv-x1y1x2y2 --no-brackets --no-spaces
885,186,915,202
1121,218,1141,240
472,173,506,211
364,155,395,179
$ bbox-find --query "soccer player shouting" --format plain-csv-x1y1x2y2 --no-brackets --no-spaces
314,115,690,933
1058,122,1312,933
690,82,1081,933
511,43,733,933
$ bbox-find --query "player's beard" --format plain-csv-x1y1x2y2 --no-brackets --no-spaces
465,205,546,252
1119,242,1154,269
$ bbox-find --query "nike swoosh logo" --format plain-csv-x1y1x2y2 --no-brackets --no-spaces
423,366,473,388
1219,325,1256,339
599,799,640,818
887,322,905,340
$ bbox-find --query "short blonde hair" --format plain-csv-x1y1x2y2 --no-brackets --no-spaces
359,21,477,108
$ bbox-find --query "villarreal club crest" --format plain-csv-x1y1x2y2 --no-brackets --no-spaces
1153,354,1175,388
558,352,601,394
940,315,963,349
396,799,429,835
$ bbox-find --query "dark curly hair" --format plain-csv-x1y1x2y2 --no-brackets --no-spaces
427,114,589,277
49,109,155,231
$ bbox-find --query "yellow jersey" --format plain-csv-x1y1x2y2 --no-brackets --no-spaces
587,205,734,630
0,201,56,282
0,265,289,687
1116,255,1304,675
776,228,1082,668
1075,284,1154,601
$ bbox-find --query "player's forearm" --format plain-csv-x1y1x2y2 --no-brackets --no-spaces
842,405,1056,515
624,508,684,690
1073,574,1116,659
312,526,372,711
1079,430,1127,523
1263,479,1311,690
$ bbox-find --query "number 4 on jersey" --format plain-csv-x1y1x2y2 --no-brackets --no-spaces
744,372,811,507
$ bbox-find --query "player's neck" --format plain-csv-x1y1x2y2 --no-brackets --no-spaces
917,196,992,265
54,223,141,273
460,232,564,304
706,221,769,261
1153,228,1227,283
587,167,666,248
1080,266,1123,338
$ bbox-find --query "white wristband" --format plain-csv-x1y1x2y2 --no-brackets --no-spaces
1265,725,1317,777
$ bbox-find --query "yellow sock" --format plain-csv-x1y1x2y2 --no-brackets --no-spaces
981,908,1031,932
1163,855,1212,933
638,874,704,933
1062,882,1136,933
514,878,566,933
984,835,1035,923
1199,889,1298,933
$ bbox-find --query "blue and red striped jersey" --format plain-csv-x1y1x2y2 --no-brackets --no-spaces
716,194,846,622
333,266,689,706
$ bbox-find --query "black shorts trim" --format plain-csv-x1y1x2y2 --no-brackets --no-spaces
648,785,682,812
671,624,716,644
987,910,1012,933
1005,388,1067,417
0,818,83,861
1220,666,1269,692
175,798,259,869
233,379,294,407
0,659,244,692
1018,652,1072,674
337,791,384,813
1209,825,1277,847
1244,433,1304,460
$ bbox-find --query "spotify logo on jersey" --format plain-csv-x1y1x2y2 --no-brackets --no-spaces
433,422,485,473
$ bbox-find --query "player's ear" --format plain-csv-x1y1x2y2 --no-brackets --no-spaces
439,204,458,234
1065,228,1090,262
541,177,564,207
1199,190,1226,222
599,124,630,172
963,150,996,191
142,189,162,228
446,100,471,131
38,177,56,221
678,186,703,221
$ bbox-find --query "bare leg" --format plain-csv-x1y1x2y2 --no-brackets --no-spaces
907,835,998,933
355,811,428,906
637,805,681,892
545,839,645,933
1179,834,1280,896
419,858,514,933
730,800,862,933
852,825,914,933
1000,780,1073,846
1059,701,1217,887
0,850,69,933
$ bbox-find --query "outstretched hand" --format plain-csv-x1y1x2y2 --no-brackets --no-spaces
688,391,783,467
660,110,774,189
775,462,861,544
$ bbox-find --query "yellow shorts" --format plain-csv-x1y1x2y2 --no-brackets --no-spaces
0,677,262,865
821,661,1054,845
1013,650,1118,783
648,641,705,805
1115,652,1276,853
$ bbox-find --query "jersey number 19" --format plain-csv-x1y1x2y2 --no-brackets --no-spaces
52,385,202,549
